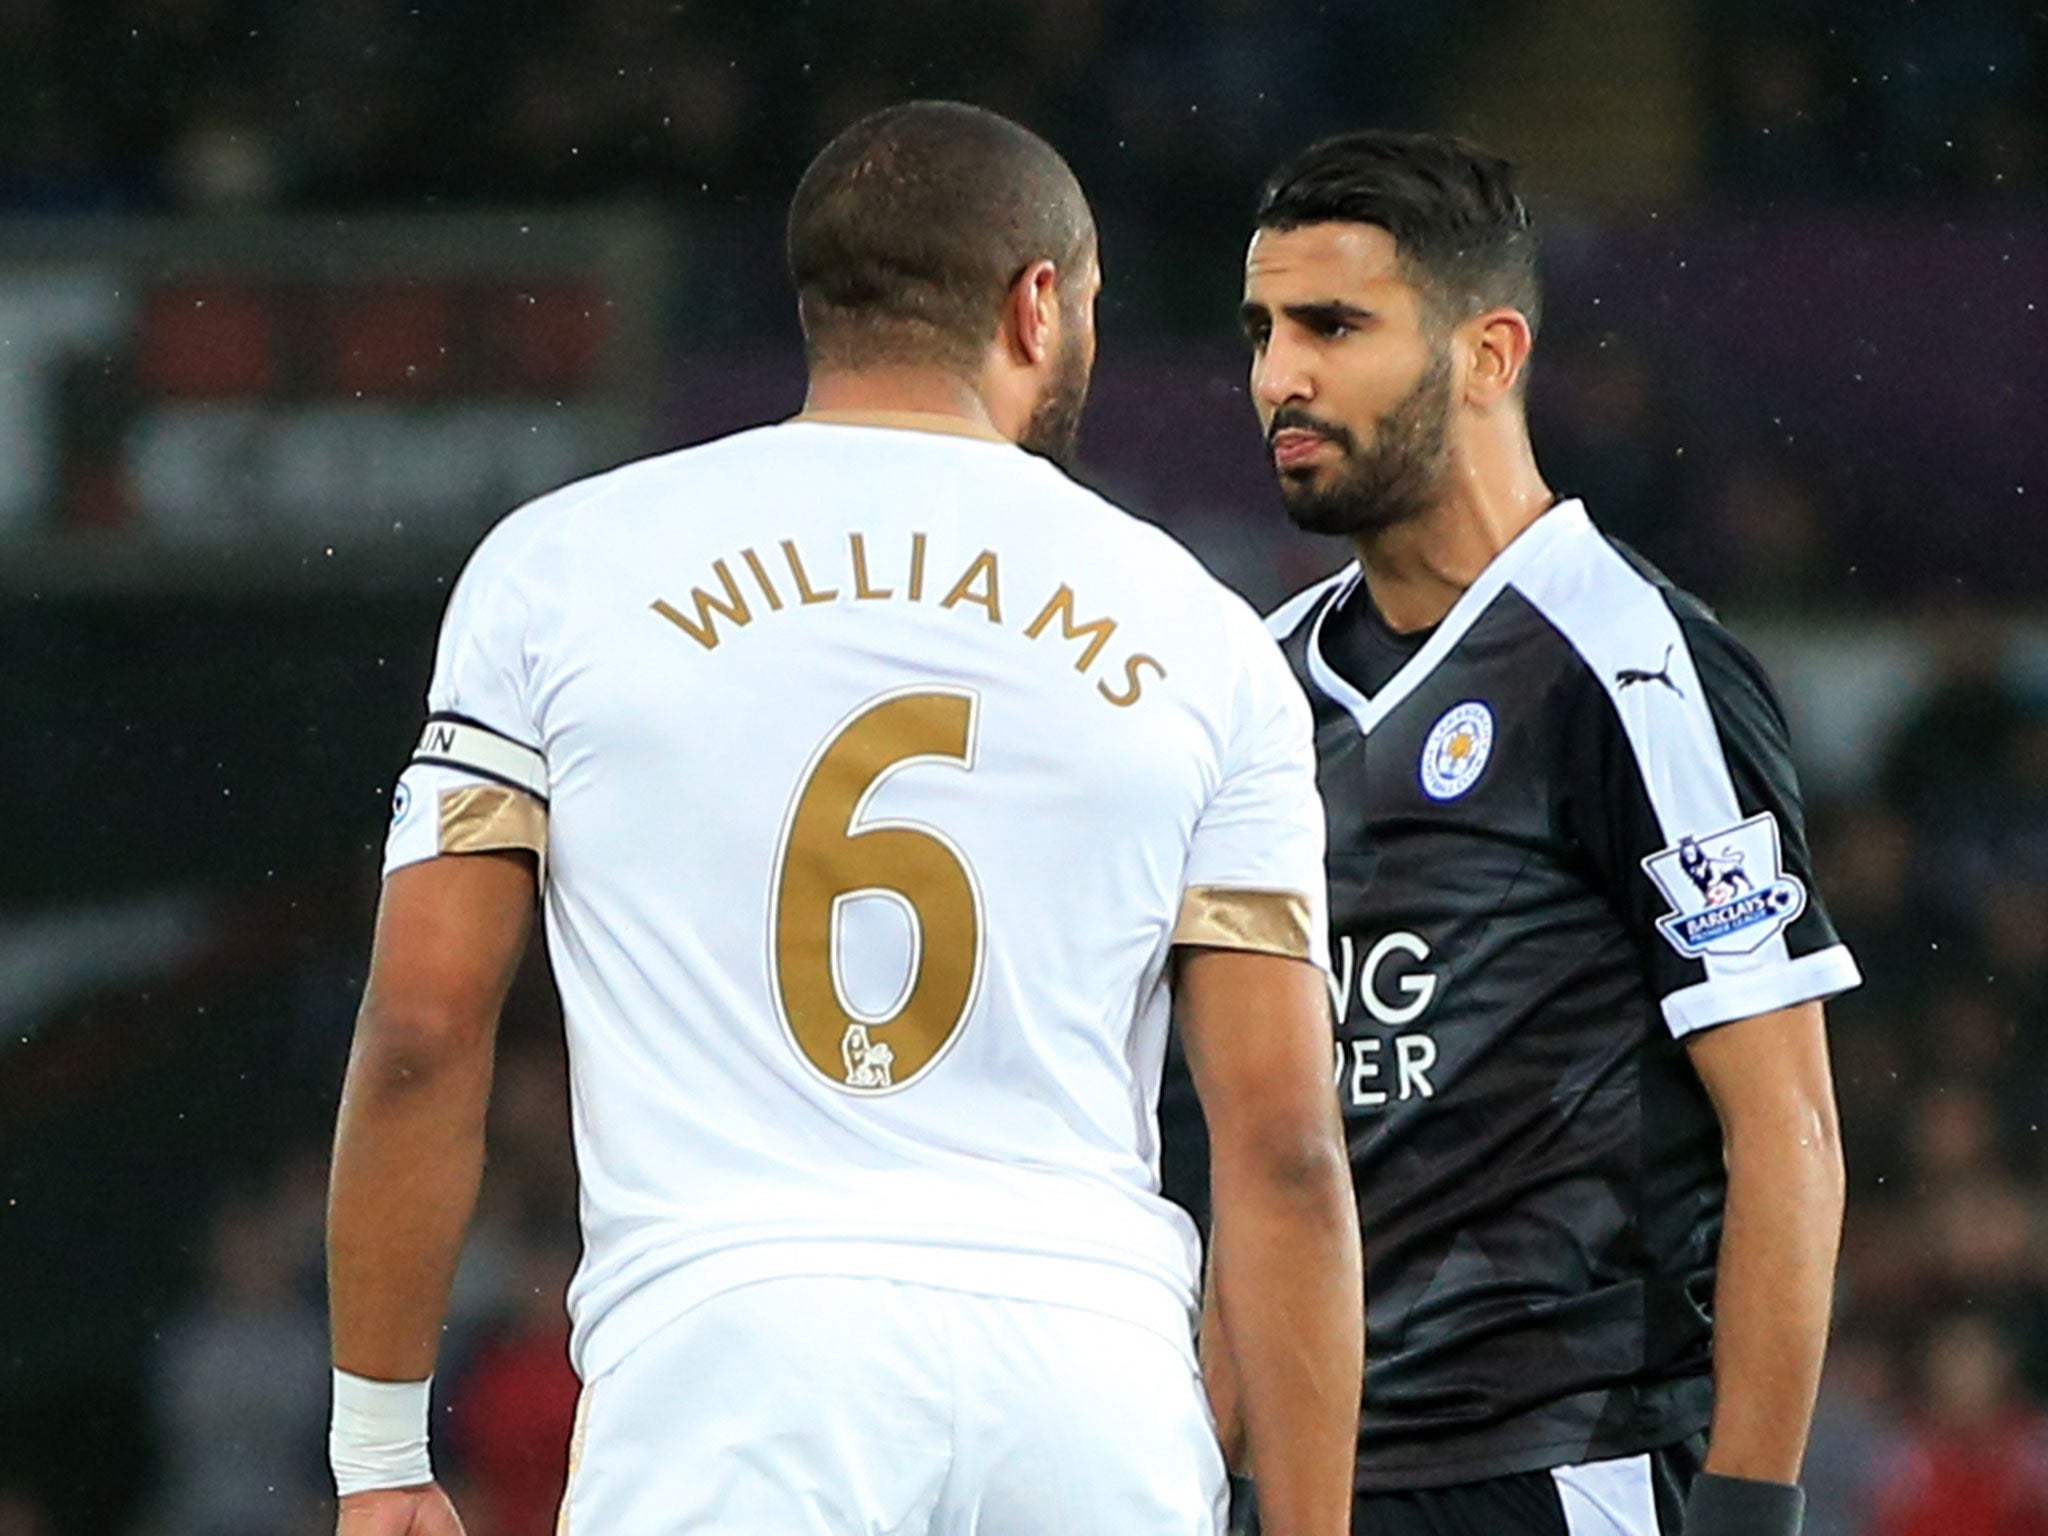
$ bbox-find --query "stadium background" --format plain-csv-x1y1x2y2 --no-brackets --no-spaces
3,1,2046,1532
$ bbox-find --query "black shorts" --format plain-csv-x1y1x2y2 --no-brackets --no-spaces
1231,1437,1704,1536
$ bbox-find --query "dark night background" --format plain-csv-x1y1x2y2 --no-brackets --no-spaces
3,3,2047,1534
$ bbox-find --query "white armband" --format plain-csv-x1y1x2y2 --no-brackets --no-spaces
330,1369,434,1496
412,714,548,800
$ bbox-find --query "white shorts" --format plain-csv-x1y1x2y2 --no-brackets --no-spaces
558,1274,1226,1536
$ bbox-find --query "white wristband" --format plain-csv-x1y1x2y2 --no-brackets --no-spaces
330,1369,435,1496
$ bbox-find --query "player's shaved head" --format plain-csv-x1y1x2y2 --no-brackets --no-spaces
788,101,1097,374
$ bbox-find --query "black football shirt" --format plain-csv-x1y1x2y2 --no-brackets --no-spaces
1180,500,1860,1492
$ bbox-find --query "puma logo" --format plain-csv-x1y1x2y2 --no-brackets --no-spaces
1616,645,1684,698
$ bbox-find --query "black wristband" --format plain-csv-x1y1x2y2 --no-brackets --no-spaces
1683,1472,1804,1536
1224,1473,1260,1536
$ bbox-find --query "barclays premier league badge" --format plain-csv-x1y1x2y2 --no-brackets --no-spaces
1419,701,1494,801
1643,812,1808,958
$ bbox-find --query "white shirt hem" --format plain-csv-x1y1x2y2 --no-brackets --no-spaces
572,1238,1199,1385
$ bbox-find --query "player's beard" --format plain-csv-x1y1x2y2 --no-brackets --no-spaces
1273,345,1454,538
1017,322,1092,471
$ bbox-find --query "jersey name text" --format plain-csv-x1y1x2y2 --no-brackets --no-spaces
652,531,1166,708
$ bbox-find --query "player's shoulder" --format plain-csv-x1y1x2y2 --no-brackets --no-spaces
1008,466,1281,641
1613,542,1774,689
1507,500,1782,725
1265,566,1354,642
1028,485,1306,718
1086,486,1251,601
1594,530,1780,708
1505,502,1730,670
453,425,789,580
532,421,785,515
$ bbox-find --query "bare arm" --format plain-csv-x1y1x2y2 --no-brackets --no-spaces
1685,1000,1844,1483
328,852,535,1535
1199,1252,1248,1474
1178,946,1361,1536
329,851,535,1382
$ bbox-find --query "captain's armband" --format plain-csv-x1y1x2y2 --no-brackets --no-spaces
383,715,548,877
410,713,547,800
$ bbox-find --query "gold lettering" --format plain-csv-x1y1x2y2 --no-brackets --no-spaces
781,539,839,605
1025,585,1118,672
850,533,892,600
774,691,982,1092
940,550,1002,622
652,561,753,650
1099,653,1166,708
740,548,785,611
909,532,927,601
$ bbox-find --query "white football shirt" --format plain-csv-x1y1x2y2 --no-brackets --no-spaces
384,412,1328,1380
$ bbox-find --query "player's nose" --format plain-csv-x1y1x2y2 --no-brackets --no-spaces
1251,337,1313,410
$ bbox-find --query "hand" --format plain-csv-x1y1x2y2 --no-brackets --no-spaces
336,1484,467,1536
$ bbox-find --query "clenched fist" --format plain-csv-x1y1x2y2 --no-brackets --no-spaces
336,1483,466,1536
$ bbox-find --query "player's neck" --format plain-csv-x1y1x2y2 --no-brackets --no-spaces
801,369,1004,437
1352,445,1555,635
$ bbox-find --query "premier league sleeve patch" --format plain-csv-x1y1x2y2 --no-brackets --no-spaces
1642,812,1808,959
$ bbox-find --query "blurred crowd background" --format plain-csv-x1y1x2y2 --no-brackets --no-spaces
2,0,2042,215
3,2,2047,1534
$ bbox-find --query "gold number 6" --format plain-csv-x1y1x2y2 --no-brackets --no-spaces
769,688,985,1094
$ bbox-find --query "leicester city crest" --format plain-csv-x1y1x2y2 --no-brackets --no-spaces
1642,812,1808,959
1419,701,1494,801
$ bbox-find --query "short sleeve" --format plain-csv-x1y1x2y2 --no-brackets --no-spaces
383,524,549,878
1561,612,1859,1036
1172,626,1330,971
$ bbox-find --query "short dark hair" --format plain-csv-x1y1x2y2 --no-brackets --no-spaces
1256,130,1540,336
787,101,1096,373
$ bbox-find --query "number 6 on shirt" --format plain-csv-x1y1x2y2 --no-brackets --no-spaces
770,687,987,1094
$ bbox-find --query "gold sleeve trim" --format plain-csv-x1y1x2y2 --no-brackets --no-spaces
1172,886,1315,960
438,785,547,859
555,1387,592,1536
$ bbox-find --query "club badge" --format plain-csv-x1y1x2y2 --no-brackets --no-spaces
1419,701,1494,801
1642,812,1808,958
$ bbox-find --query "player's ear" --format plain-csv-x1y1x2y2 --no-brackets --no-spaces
999,258,1060,368
1462,307,1534,407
